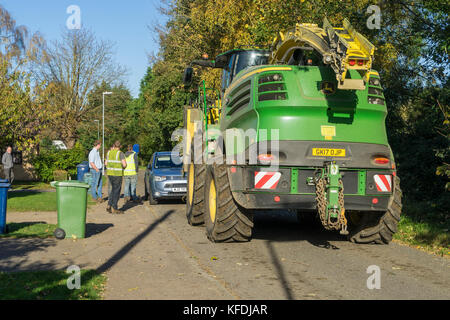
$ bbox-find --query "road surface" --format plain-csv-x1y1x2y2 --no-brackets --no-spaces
2,171,449,300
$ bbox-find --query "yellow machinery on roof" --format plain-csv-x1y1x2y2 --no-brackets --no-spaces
270,18,375,90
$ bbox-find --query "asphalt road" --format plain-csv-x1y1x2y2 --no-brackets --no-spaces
145,199,449,300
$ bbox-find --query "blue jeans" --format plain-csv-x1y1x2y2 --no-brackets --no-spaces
124,175,138,200
90,169,103,200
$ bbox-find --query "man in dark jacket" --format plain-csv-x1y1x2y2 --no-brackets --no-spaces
2,146,14,184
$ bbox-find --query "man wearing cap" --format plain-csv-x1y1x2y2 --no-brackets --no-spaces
88,140,104,203
105,140,127,214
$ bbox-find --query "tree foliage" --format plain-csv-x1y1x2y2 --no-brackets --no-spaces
34,28,128,148
0,5,53,152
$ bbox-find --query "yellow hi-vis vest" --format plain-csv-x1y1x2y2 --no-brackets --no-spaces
106,149,123,176
124,152,137,176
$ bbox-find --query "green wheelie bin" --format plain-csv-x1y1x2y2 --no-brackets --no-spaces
51,180,90,239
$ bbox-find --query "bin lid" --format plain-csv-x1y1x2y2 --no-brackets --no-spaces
0,182,11,188
77,163,89,168
50,181,90,188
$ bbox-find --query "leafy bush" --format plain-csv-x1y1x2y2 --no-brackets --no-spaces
32,142,87,182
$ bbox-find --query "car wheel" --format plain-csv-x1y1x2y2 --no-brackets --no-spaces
149,186,158,205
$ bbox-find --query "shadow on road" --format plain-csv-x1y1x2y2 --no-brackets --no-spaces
0,237,58,272
85,223,114,238
265,241,295,300
252,210,344,250
96,209,174,273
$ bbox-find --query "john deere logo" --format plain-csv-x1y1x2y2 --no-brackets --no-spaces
321,81,336,95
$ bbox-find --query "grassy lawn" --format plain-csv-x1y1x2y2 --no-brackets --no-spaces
0,270,106,300
7,191,58,212
394,216,449,257
7,191,97,212
0,223,56,238
11,181,52,191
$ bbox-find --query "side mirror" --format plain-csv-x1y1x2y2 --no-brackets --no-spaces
183,67,194,87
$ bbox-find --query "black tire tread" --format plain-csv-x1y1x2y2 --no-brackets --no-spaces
349,176,403,244
205,163,254,242
186,161,206,226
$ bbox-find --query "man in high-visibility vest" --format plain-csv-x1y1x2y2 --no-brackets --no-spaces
123,144,141,203
105,140,127,214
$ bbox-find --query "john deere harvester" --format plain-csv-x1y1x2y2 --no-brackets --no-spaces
182,18,402,244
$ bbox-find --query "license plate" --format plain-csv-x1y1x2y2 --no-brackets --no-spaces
312,148,346,157
172,188,186,192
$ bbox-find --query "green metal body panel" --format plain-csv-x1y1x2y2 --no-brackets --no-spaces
220,65,388,156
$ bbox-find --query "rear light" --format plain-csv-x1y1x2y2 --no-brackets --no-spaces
274,196,281,202
358,60,364,66
258,154,276,163
374,157,389,165
349,60,356,66
372,198,379,204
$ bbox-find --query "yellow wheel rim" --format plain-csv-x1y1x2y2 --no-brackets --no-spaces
209,179,217,223
188,163,194,205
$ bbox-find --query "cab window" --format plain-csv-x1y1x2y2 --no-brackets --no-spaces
221,54,236,92
232,51,269,78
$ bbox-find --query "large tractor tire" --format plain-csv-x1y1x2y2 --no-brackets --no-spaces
349,176,403,244
204,163,254,242
186,161,206,226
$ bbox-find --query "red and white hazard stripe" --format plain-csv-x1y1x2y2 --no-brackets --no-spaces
254,172,281,190
374,174,392,192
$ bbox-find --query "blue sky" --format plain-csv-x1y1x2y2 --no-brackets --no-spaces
1,0,167,97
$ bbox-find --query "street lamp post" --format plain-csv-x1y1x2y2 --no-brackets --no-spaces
102,92,113,175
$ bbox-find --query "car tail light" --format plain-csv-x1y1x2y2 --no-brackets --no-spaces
349,60,356,66
358,60,364,66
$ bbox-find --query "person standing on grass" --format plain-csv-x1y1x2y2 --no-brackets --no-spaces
88,140,104,203
124,144,141,203
105,140,127,214
2,146,14,184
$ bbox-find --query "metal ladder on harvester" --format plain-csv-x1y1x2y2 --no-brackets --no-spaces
270,17,375,90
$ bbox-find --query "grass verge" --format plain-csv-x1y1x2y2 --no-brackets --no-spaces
7,191,96,212
393,199,449,257
0,270,106,300
394,216,449,257
11,181,52,191
0,223,56,238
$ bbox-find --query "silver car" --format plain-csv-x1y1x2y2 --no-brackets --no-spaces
144,152,187,204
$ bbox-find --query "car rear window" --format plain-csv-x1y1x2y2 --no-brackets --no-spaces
155,155,182,169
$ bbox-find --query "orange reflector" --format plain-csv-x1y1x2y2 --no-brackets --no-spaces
372,198,378,204
274,196,281,202
231,167,236,173
374,157,389,165
258,154,275,162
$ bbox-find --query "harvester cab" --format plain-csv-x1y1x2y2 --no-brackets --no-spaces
182,18,402,244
